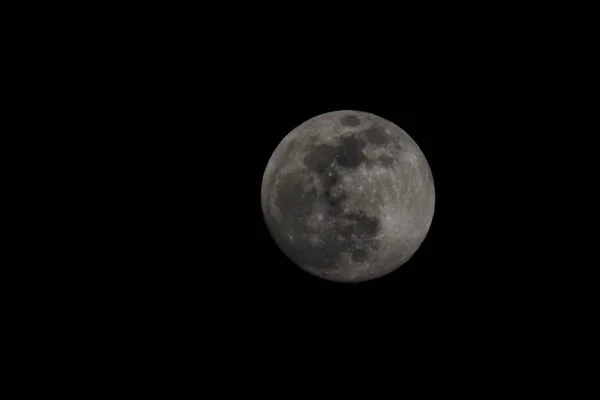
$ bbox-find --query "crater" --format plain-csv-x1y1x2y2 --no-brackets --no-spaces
303,144,336,174
291,239,345,272
340,115,361,127
351,248,370,262
335,135,369,169
275,174,318,227
377,154,395,167
340,211,380,241
321,171,346,217
293,133,385,271
362,125,390,146
280,139,300,161
303,135,369,173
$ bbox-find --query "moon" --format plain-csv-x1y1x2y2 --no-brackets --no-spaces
261,110,435,283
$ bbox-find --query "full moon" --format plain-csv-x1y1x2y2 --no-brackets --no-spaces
261,110,435,283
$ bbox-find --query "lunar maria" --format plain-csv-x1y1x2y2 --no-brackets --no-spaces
261,110,435,283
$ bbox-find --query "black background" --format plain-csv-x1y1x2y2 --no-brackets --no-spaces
88,20,520,348
112,64,465,333
12,3,573,384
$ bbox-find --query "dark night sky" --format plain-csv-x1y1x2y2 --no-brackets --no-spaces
99,33,520,339
32,6,561,376
114,66,465,328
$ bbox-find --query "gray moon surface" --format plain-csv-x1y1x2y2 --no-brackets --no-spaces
261,110,435,283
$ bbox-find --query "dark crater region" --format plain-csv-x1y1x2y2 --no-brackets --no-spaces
283,132,387,269
271,123,402,271
340,115,361,127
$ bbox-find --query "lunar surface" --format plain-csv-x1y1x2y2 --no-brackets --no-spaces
261,110,435,283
